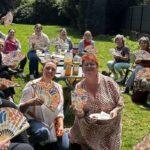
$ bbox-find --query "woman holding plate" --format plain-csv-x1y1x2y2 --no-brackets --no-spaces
19,61,69,150
70,53,124,150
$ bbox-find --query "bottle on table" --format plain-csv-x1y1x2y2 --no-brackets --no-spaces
64,51,73,76
72,54,81,75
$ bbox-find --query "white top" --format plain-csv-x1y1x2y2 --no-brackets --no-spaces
20,78,64,141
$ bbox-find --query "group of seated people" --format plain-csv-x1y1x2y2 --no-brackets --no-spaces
0,23,149,149
107,34,150,105
0,53,124,150
0,24,95,80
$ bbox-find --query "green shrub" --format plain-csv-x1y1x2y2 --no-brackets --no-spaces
14,0,69,25
14,2,35,24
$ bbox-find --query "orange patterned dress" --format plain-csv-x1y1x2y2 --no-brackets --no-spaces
70,74,124,150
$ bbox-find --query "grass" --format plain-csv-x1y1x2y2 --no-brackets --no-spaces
0,24,149,150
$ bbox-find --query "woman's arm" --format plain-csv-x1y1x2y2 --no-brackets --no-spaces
108,80,124,118
20,95,44,113
16,39,21,51
19,84,44,113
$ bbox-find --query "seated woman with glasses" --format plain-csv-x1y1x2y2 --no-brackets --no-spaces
19,61,69,150
107,34,130,82
78,31,94,56
70,53,124,150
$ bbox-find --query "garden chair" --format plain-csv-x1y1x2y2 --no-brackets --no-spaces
119,52,136,85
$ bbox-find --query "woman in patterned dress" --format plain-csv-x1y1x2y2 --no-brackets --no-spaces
70,53,124,150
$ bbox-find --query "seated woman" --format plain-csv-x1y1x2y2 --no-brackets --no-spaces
19,61,69,150
132,67,150,106
124,36,150,93
78,31,94,56
107,34,130,81
4,29,27,77
70,53,124,150
0,39,15,100
0,99,34,150
28,24,50,80
55,28,73,53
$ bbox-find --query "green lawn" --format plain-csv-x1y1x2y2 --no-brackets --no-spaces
0,24,149,150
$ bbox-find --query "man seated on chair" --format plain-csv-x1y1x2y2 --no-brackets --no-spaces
107,34,130,82
27,24,50,80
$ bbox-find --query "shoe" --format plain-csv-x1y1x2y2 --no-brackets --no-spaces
30,74,35,80
116,76,125,83
8,96,14,102
122,87,129,94
18,73,26,78
110,73,118,80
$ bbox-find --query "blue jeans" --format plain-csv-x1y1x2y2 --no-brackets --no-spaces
126,65,143,88
107,60,130,74
27,119,69,150
27,50,39,76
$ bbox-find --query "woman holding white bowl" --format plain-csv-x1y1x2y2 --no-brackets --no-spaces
70,53,124,150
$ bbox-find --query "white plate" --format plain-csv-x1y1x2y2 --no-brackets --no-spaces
89,112,111,120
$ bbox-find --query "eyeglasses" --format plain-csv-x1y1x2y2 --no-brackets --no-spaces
83,62,97,67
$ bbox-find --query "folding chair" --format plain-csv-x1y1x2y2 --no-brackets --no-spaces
121,52,136,85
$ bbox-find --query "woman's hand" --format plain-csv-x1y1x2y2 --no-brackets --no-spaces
75,109,85,118
56,128,64,137
0,140,10,150
71,103,85,118
30,95,44,106
110,109,118,118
